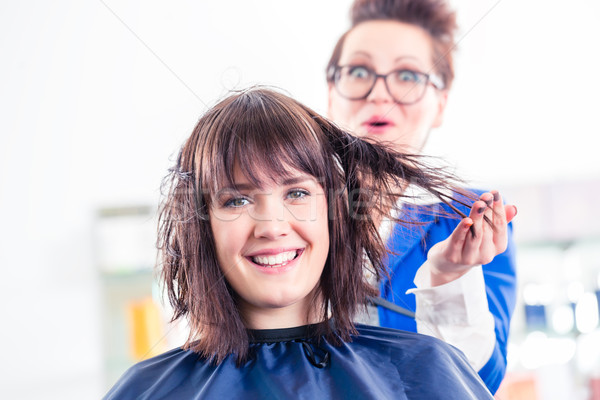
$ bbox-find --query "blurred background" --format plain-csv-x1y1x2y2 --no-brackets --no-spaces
1,1,599,399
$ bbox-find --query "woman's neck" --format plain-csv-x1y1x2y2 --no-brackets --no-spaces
239,292,327,330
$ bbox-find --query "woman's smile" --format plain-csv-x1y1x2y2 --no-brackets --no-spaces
246,248,304,272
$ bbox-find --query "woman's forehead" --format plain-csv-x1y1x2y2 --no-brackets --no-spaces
219,162,319,190
342,20,434,70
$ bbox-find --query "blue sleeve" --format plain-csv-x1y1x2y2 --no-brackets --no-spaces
478,220,517,393
378,193,517,394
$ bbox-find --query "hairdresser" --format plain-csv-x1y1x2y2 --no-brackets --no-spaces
325,0,517,393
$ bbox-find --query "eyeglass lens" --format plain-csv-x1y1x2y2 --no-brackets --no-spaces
335,66,428,104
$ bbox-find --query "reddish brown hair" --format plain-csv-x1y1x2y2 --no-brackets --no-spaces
326,0,458,89
158,87,468,364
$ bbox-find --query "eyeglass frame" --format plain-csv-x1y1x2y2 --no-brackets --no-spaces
329,65,445,105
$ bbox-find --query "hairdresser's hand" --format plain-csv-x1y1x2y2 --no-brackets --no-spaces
426,191,517,286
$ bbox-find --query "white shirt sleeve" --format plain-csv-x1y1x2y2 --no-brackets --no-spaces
406,262,496,371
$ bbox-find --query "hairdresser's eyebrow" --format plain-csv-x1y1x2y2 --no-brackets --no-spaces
345,53,423,69
347,51,372,60
395,55,419,62
387,56,429,74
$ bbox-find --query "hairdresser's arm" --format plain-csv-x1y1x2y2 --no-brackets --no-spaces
407,191,517,389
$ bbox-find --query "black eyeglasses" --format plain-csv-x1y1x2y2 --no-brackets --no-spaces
331,65,444,105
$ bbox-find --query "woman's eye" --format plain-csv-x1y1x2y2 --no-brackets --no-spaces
395,70,420,83
224,197,249,208
287,189,309,200
348,66,371,79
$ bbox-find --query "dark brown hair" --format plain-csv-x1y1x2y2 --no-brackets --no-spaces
158,87,467,364
326,0,458,89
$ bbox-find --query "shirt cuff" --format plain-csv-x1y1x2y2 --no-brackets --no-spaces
406,262,495,370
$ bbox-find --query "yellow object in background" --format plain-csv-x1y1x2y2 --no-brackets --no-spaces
127,297,166,360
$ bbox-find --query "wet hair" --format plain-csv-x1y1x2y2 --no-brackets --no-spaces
326,0,458,89
158,87,469,364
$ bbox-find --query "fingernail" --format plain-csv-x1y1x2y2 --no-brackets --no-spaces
485,199,493,207
477,206,486,214
493,191,500,202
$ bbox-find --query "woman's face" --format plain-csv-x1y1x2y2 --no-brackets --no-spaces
328,20,448,153
210,165,330,329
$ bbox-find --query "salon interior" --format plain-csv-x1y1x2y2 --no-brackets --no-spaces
2,1,599,399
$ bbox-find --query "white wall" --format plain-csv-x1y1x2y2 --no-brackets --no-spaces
1,1,598,398
427,0,600,186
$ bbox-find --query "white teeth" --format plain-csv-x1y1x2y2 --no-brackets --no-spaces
252,250,297,267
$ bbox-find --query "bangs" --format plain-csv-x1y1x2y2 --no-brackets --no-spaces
198,89,332,197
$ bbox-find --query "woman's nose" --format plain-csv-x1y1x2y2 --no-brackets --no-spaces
252,203,290,239
366,76,393,103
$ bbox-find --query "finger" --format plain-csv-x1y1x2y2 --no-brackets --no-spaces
427,218,473,269
480,192,494,209
490,191,519,255
451,217,473,251
491,191,517,224
480,192,495,229
490,190,508,246
440,218,473,266
480,202,496,264
468,200,486,235
505,204,518,223
463,201,486,262
491,190,507,225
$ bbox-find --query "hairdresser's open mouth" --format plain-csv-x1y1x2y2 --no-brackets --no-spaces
363,116,395,133
247,249,303,268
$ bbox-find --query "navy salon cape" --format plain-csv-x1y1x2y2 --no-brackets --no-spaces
105,324,492,399
379,190,517,393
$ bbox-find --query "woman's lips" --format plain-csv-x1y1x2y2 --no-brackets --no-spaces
245,249,304,273
251,250,297,266
362,116,395,134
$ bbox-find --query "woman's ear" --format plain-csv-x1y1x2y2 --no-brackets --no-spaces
432,90,449,128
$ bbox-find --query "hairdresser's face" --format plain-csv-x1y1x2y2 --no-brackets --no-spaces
328,21,448,153
210,165,329,329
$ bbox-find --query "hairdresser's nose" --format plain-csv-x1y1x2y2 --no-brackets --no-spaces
366,75,393,104
252,200,290,240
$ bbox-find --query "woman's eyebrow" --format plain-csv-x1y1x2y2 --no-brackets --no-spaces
280,176,314,186
219,183,254,192
218,176,315,192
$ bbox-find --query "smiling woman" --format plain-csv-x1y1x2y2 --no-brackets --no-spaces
210,169,330,329
103,87,505,399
